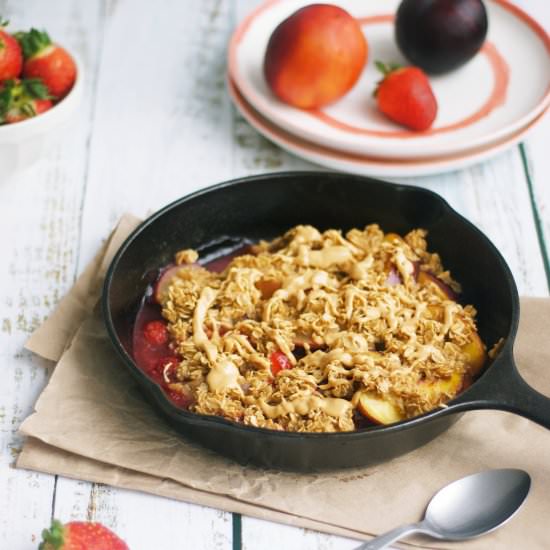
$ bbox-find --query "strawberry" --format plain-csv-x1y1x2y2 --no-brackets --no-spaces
0,78,52,124
0,20,22,80
40,519,129,550
15,28,76,99
374,61,437,131
269,351,292,376
143,320,169,346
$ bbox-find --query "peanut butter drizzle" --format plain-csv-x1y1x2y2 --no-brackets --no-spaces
325,331,370,353
193,287,219,363
263,271,336,322
299,245,353,269
348,256,373,280
207,358,241,393
283,269,333,295
193,287,242,392
443,302,461,335
393,248,415,283
260,395,352,419
301,349,354,369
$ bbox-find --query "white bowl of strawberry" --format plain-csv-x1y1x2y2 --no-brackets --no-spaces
0,21,82,176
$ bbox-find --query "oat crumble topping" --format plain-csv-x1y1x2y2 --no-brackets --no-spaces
157,224,487,432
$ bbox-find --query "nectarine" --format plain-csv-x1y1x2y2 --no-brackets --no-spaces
263,4,368,109
418,371,464,402
356,391,404,425
417,270,457,301
461,330,487,376
154,265,185,303
255,277,282,299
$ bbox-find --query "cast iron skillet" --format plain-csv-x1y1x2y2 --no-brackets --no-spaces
103,172,550,471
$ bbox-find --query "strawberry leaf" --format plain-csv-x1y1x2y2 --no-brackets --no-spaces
375,60,389,75
0,79,15,117
39,519,66,550
20,102,35,117
0,79,49,123
375,60,402,77
14,28,51,59
373,60,403,97
22,78,51,100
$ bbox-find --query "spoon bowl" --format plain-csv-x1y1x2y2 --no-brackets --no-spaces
425,469,531,540
355,469,531,550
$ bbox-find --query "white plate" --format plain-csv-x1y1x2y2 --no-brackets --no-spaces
229,0,550,159
228,76,547,178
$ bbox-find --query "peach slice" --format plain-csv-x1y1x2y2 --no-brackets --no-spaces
356,392,404,425
426,303,445,322
418,372,464,402
154,265,186,303
417,271,457,301
461,331,487,376
385,268,402,286
255,278,282,299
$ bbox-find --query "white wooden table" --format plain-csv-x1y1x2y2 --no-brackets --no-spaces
1,1,549,548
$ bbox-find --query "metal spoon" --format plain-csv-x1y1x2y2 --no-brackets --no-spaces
354,469,531,550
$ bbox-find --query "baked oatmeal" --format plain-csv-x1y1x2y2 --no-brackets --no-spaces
133,224,487,432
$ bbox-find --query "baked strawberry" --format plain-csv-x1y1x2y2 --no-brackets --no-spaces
0,78,52,124
374,61,437,131
0,20,22,80
270,351,292,376
15,28,76,99
40,519,129,550
143,320,169,346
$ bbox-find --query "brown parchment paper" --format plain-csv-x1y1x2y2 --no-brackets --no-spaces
17,216,550,549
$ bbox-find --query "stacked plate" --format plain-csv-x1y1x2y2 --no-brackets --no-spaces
228,0,550,178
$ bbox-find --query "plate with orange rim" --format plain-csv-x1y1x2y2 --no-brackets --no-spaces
228,0,550,160
228,76,548,177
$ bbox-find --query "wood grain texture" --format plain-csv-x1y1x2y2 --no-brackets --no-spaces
59,0,235,548
522,116,550,290
513,0,550,291
0,0,103,548
77,0,236,271
53,478,232,550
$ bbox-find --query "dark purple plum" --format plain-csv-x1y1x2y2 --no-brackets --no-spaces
395,0,488,75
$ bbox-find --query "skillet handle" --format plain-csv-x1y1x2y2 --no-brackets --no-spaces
453,354,550,430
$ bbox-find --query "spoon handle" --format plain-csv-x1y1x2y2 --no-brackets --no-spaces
353,522,425,550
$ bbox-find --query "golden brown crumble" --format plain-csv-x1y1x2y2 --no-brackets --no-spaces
158,224,486,432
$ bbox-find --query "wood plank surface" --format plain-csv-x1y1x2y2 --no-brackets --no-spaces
62,0,236,547
514,0,550,292
0,0,103,547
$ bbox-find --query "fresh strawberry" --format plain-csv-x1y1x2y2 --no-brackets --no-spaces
15,28,76,99
374,61,437,131
0,78,52,124
0,20,22,80
40,519,129,550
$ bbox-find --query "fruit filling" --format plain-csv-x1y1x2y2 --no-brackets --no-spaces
132,224,492,432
